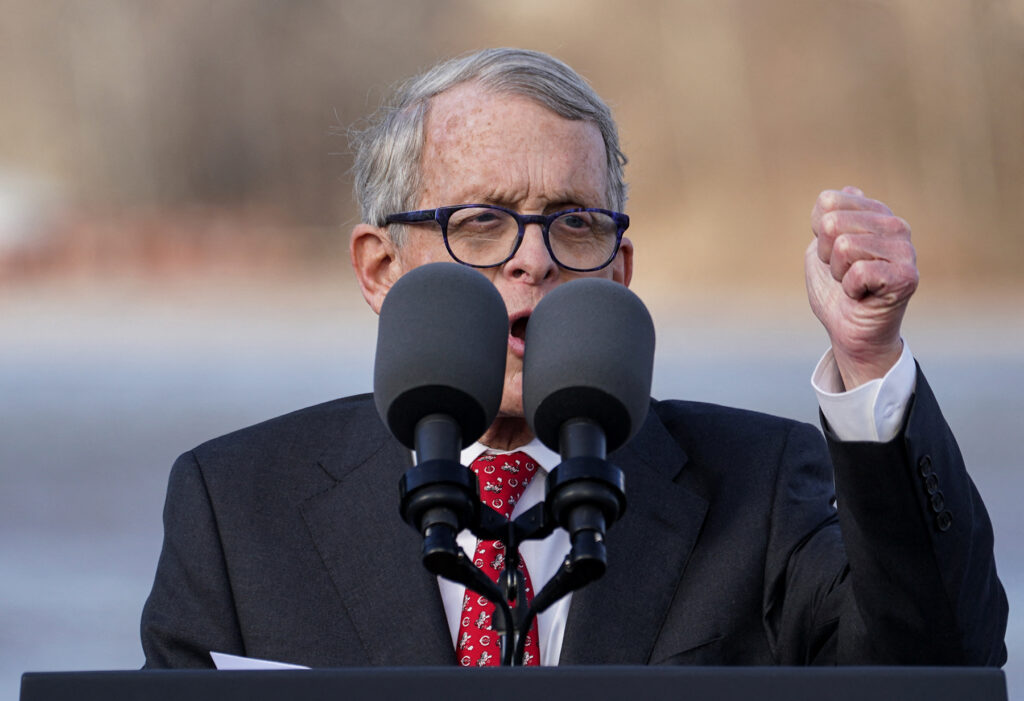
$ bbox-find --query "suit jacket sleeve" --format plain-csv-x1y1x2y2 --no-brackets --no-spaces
140,450,244,668
774,366,1007,665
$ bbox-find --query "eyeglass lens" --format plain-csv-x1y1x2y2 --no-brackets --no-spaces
445,207,619,269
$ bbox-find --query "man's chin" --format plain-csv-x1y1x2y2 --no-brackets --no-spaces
495,398,525,420
497,372,525,419
478,375,535,449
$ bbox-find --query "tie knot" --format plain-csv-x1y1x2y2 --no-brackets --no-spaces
469,451,539,519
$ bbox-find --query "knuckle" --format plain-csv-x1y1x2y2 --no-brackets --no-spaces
903,263,920,285
822,212,840,236
887,216,911,236
833,233,853,255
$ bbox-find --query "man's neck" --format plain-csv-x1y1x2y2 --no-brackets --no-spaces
478,416,534,451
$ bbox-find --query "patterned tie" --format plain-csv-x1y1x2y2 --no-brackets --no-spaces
456,451,541,667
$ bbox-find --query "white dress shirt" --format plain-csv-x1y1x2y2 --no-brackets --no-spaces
438,344,918,665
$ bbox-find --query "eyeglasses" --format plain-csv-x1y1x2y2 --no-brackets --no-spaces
384,204,629,272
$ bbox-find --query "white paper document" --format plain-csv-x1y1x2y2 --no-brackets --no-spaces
210,651,310,670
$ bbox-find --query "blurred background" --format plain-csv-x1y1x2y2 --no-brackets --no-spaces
2,0,1021,697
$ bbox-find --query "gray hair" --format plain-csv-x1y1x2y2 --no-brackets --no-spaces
350,48,627,242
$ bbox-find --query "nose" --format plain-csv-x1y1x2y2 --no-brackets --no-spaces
503,223,557,284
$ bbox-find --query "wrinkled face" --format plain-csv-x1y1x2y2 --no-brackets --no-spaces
391,82,633,419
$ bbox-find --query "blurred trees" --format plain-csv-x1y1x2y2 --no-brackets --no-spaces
0,0,466,223
1,0,1021,287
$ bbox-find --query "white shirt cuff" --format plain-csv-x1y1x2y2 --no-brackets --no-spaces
812,341,917,442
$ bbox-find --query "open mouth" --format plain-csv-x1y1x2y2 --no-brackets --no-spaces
510,315,529,341
508,313,530,357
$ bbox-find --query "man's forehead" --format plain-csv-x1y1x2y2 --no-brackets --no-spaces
426,84,554,139
413,82,608,211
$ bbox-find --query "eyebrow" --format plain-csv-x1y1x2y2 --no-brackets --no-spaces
458,189,596,213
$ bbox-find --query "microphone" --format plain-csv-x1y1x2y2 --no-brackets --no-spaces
373,261,508,451
523,278,654,592
373,262,508,570
523,278,655,453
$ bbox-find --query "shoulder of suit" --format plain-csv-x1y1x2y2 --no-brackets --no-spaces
648,397,818,448
189,393,381,466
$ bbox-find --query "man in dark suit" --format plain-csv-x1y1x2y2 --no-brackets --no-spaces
140,48,1007,668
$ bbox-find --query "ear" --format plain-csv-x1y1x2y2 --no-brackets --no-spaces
611,236,634,287
350,223,400,314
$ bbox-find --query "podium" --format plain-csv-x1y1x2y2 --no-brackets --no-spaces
20,666,1008,701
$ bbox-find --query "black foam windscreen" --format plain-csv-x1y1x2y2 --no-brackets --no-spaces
523,278,655,453
373,262,509,449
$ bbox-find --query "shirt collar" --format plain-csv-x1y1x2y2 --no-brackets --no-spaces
461,436,561,474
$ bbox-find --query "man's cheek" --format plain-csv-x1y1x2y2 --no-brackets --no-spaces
499,358,525,416
505,352,522,382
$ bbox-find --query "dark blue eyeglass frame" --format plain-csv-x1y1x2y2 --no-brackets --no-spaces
384,203,630,272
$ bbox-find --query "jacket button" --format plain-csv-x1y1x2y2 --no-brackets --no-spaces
936,511,953,532
924,474,939,494
917,455,933,476
930,491,945,512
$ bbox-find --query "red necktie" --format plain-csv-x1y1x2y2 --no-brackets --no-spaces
456,451,541,667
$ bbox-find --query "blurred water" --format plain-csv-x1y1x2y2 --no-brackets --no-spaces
1,282,1020,699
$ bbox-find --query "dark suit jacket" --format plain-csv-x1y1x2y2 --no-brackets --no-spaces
140,368,1007,667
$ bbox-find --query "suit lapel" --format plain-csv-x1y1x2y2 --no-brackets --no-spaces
300,405,456,665
559,406,709,664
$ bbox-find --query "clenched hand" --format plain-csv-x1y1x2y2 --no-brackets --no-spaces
806,186,918,389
